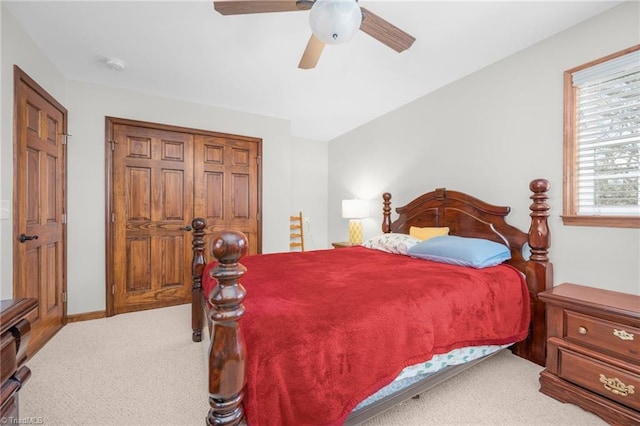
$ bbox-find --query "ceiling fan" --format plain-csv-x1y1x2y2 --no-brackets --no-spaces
213,0,416,69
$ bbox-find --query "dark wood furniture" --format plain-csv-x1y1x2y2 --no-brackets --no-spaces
1,298,37,421
539,283,640,425
191,179,553,425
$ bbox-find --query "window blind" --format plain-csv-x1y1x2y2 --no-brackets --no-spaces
572,50,640,215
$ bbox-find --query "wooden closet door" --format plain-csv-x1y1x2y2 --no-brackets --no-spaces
111,124,194,314
194,135,261,255
106,118,262,316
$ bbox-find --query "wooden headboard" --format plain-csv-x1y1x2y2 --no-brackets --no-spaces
382,180,550,273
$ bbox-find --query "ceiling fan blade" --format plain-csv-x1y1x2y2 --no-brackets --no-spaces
214,0,307,15
359,7,416,53
298,34,325,69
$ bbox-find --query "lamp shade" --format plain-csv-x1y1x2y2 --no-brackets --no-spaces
309,0,362,45
342,199,369,219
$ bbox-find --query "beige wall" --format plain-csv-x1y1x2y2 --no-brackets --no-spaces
1,5,329,313
1,7,68,300
290,136,329,251
328,2,640,295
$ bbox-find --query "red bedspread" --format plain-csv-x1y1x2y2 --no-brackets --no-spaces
202,246,530,426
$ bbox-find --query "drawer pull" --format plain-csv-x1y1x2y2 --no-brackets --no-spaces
613,329,634,341
577,326,587,335
599,374,635,397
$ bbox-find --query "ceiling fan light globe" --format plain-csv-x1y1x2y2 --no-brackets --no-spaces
309,0,362,45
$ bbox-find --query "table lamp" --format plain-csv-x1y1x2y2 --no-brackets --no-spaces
341,199,369,244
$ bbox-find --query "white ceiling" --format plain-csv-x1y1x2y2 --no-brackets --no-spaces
5,0,621,141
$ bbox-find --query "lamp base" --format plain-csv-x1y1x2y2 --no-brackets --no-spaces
348,219,363,245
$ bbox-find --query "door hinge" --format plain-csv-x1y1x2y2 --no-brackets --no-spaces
256,156,261,164
111,212,115,223
112,285,115,295
108,140,117,151
62,292,67,303
61,213,67,224
62,133,71,145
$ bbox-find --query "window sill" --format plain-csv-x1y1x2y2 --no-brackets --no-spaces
561,215,640,229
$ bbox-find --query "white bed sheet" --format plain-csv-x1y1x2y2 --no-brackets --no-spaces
354,344,511,409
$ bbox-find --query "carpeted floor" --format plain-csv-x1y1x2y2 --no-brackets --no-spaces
19,304,606,426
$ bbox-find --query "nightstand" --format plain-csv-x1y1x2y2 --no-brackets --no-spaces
331,242,357,249
539,283,640,425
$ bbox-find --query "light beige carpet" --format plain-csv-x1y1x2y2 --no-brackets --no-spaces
20,304,606,426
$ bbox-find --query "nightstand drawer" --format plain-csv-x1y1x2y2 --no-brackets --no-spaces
559,348,640,411
566,311,640,362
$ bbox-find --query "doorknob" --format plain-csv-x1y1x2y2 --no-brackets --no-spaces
19,233,39,243
183,225,193,231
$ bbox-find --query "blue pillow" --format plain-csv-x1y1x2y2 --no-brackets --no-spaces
407,235,511,268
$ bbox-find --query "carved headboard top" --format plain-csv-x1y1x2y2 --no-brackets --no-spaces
382,187,530,270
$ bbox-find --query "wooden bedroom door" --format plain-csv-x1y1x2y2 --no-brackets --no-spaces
111,124,195,314
13,66,67,355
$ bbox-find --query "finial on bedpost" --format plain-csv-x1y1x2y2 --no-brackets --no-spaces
528,179,550,262
382,192,392,233
207,231,248,426
211,231,248,266
191,218,207,343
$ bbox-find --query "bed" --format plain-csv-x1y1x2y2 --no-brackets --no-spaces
190,179,553,426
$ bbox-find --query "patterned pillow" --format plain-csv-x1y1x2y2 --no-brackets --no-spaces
362,233,422,255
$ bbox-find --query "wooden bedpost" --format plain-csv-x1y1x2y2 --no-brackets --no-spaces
191,218,206,343
528,179,552,263
382,192,392,233
207,231,248,426
515,178,553,366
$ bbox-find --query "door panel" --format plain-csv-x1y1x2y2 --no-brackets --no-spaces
14,67,67,356
204,172,223,219
126,237,151,291
232,174,250,218
112,124,195,314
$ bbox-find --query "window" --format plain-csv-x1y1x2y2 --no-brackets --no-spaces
563,45,640,228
